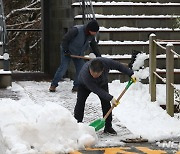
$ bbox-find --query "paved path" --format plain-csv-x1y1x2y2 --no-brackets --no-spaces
71,143,180,154
1,81,180,154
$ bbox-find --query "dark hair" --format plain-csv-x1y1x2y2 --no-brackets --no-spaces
86,19,99,32
89,59,104,72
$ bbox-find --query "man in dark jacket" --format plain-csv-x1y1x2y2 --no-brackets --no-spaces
49,19,101,92
74,57,136,135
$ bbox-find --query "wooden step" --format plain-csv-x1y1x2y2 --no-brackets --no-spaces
99,27,180,41
100,54,180,69
97,41,180,55
74,15,178,28
108,69,180,84
72,2,180,16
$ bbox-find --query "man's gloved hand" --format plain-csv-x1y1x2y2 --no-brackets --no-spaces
89,53,96,59
64,50,71,56
111,97,120,107
131,74,137,83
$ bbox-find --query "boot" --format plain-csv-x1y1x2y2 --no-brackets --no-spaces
49,85,56,92
104,127,117,135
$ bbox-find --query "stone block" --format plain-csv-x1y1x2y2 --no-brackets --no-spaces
0,73,12,88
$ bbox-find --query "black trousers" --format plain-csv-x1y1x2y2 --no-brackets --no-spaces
74,84,112,129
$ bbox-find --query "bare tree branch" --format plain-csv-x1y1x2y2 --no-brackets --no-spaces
6,8,41,19
7,18,41,28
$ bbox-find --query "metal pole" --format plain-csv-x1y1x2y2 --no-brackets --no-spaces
82,0,86,24
149,33,157,102
166,44,174,117
1,0,10,71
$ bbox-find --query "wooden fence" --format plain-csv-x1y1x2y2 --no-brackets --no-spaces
149,33,180,117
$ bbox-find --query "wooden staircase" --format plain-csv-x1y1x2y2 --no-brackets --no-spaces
0,0,12,88
72,0,180,83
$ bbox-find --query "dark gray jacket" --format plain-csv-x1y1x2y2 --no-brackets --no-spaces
61,24,101,56
78,57,134,102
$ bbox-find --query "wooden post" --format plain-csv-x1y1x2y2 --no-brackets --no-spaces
166,44,174,117
149,34,157,102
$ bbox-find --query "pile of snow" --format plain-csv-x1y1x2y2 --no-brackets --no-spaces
0,101,97,154
132,52,148,71
0,52,180,153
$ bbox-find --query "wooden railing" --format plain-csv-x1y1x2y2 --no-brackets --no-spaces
149,33,180,117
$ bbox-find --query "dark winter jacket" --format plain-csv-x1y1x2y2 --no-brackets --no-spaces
61,25,101,57
78,57,134,102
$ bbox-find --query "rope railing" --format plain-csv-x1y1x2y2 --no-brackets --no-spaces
153,40,166,50
171,49,180,58
149,33,180,117
153,72,166,83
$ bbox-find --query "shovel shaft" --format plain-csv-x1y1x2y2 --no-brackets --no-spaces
70,55,128,66
117,87,128,102
89,79,134,131
70,55,91,60
103,105,115,120
103,79,133,120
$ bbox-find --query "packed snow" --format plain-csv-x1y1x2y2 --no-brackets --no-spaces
0,54,180,154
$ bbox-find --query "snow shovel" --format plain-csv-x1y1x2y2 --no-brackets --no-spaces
70,55,92,60
89,79,134,131
70,54,128,66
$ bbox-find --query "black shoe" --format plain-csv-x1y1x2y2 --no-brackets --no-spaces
72,86,78,92
104,127,117,135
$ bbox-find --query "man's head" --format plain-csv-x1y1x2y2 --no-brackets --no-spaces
89,59,104,78
86,19,99,35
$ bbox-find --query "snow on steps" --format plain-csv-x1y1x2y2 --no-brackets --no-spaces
73,1,180,53
74,14,178,28
99,27,180,42
100,54,180,70
98,54,180,84
72,2,180,16
72,1,180,84
97,40,180,55
108,68,180,84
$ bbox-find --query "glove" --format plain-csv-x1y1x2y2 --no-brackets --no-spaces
131,74,137,83
111,97,120,107
89,53,96,59
64,50,71,56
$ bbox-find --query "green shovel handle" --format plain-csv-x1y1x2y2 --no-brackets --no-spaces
116,78,134,102
125,79,134,89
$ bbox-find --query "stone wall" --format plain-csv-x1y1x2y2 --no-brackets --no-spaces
42,0,74,75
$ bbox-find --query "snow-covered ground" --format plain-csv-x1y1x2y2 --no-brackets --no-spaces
0,53,179,153
0,75,180,153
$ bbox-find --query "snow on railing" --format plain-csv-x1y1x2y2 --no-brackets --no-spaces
149,33,180,117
